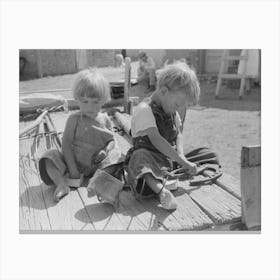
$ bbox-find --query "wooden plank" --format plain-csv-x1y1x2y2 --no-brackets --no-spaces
77,187,125,230
182,181,241,225
118,190,166,230
119,184,213,231
19,111,244,231
39,185,94,231
116,191,151,230
171,188,214,230
19,138,51,231
204,221,249,231
134,194,185,231
205,171,241,200
19,157,51,231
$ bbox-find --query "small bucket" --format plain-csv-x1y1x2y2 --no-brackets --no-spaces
87,169,124,206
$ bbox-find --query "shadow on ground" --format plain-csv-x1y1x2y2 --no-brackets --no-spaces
74,190,187,231
20,184,57,210
75,202,114,224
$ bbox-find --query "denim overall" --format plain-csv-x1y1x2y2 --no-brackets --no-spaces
72,114,115,175
39,112,120,186
125,98,179,196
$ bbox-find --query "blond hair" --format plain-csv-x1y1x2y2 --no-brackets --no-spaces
157,62,200,104
73,68,111,102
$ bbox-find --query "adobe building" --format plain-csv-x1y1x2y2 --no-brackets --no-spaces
20,49,243,80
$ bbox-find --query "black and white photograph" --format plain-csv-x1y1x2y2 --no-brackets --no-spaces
19,49,261,232
1,0,280,280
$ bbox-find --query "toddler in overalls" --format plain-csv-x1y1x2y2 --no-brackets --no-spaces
125,62,200,210
38,69,122,202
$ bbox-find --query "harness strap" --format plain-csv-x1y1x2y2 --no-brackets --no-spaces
162,165,222,186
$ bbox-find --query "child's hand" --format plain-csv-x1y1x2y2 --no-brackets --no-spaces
94,149,107,164
182,161,198,176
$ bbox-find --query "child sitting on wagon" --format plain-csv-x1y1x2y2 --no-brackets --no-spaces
38,69,122,202
125,62,200,210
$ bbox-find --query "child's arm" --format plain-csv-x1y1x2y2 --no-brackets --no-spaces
176,130,185,157
175,110,184,156
61,114,80,179
145,127,197,175
175,128,197,174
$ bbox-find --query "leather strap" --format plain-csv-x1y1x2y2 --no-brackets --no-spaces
162,165,222,186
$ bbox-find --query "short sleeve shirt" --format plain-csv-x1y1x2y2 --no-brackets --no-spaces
131,101,182,138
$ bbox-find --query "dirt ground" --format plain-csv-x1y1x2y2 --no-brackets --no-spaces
19,64,261,181
183,82,260,180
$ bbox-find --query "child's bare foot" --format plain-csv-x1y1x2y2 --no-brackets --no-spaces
54,184,70,202
164,179,178,191
159,188,178,210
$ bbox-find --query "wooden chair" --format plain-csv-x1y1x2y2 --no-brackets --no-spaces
215,50,249,99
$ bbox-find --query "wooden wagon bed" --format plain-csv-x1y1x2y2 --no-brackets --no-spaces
19,111,242,232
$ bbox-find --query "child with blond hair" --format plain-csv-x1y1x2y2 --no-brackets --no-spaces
39,69,121,202
125,62,200,210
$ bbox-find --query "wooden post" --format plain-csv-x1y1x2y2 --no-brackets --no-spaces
239,50,248,99
215,50,228,98
245,79,250,92
124,57,131,114
240,145,261,230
